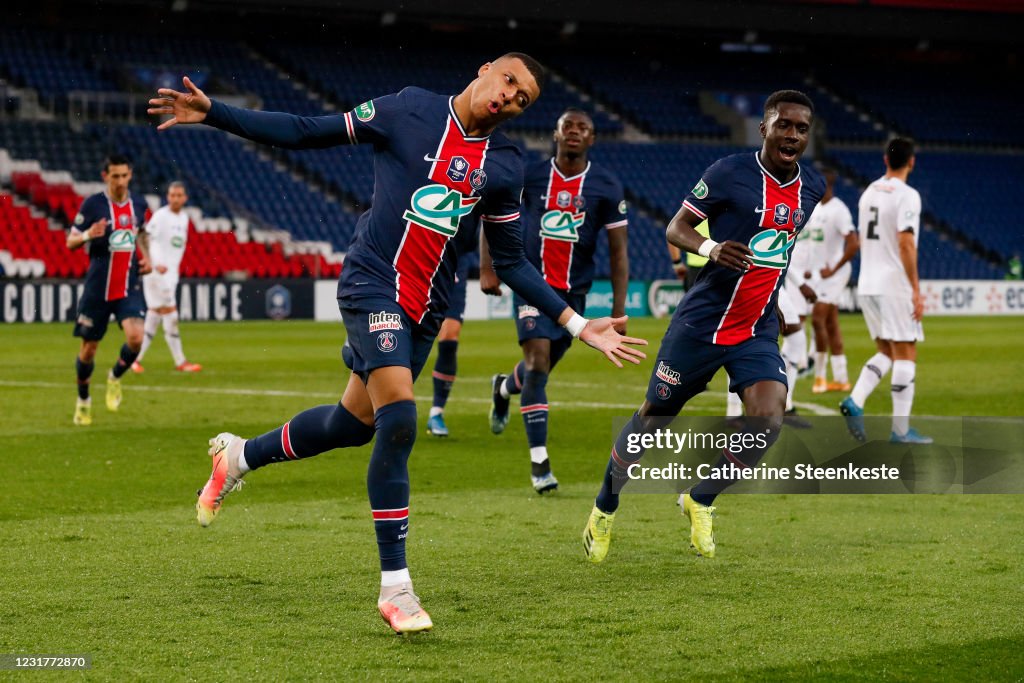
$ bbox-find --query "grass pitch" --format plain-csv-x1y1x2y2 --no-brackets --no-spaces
1,315,1022,680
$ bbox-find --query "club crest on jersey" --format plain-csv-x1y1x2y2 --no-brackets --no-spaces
447,156,469,183
355,101,375,122
748,228,796,269
377,331,397,353
556,190,572,209
656,383,672,400
773,203,791,226
792,208,806,227
368,311,403,332
171,236,185,248
469,168,487,190
108,229,136,252
540,209,584,243
403,184,481,237
655,361,681,386
118,213,133,228
573,195,586,210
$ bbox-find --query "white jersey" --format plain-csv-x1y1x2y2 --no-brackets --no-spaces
145,205,190,274
789,224,813,281
806,196,855,272
857,176,921,297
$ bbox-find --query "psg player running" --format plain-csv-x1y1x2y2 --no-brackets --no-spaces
581,91,825,564
149,53,646,634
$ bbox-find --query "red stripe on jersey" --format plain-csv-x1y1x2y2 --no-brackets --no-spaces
105,199,137,301
393,116,487,322
713,174,802,345
281,421,296,459
540,163,586,290
372,508,409,521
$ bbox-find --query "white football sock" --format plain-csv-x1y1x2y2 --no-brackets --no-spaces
530,446,549,465
891,360,916,436
814,351,828,380
851,352,892,407
429,406,443,418
381,568,411,588
137,310,161,362
726,372,743,417
163,311,186,366
831,354,849,384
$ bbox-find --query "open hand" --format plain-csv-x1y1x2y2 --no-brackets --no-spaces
148,76,212,131
579,316,647,368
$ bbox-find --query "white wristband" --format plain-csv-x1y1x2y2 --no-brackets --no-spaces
564,313,588,338
697,238,719,259
81,232,92,243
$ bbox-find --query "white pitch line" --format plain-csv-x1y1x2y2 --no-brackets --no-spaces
0,379,839,415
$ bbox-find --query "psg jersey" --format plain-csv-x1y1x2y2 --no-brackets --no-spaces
73,192,149,302
679,152,825,345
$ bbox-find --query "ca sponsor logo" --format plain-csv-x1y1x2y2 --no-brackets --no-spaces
108,229,136,252
539,209,585,243
655,361,681,386
355,101,375,122
402,184,481,237
748,228,796,269
692,179,709,200
517,304,540,319
369,311,403,332
376,331,398,353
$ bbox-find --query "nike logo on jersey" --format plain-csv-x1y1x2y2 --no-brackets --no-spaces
778,367,787,376
400,523,409,531
423,154,447,163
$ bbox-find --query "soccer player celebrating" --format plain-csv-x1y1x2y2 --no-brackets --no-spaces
840,138,931,444
807,168,858,394
484,107,629,493
149,54,646,634
132,181,202,374
67,155,151,426
581,91,825,563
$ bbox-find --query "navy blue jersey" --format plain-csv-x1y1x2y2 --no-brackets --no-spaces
205,88,569,334
679,152,825,345
72,192,149,302
522,159,627,295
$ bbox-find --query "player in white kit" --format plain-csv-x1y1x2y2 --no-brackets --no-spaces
806,168,859,394
132,182,202,373
840,138,930,444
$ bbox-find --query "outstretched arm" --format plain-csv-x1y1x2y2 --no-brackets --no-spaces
484,217,646,367
148,77,351,149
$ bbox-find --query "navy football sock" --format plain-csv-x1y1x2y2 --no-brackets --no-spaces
368,400,417,572
503,361,526,396
521,370,549,446
75,357,94,400
431,340,458,410
111,343,138,379
242,402,375,470
690,417,781,506
595,413,647,514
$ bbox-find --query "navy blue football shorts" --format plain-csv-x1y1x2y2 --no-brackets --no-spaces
340,296,437,383
512,290,584,364
443,268,469,323
73,285,146,341
645,322,786,414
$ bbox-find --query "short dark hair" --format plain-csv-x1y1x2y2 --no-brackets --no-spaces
103,154,132,172
763,90,815,118
885,137,915,171
168,180,187,193
502,52,546,93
